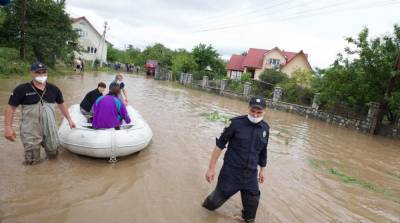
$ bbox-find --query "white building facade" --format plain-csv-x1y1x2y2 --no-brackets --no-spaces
72,17,109,65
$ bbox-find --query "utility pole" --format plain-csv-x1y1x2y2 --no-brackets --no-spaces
98,21,108,67
19,0,27,59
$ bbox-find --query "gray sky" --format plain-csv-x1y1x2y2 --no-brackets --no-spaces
66,0,400,68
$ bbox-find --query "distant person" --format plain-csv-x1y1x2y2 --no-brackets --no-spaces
94,59,100,71
79,82,106,119
4,62,75,165
74,58,82,71
202,96,269,223
136,66,140,73
80,59,85,72
92,83,131,129
110,74,128,105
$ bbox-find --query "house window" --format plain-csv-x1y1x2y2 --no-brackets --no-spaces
94,48,97,53
74,28,87,38
230,71,242,80
87,47,90,53
268,58,280,68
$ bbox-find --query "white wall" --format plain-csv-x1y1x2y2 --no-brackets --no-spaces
72,19,107,64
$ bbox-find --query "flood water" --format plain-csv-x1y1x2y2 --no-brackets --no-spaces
0,73,399,223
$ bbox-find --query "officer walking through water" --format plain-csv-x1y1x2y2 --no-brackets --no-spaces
4,62,76,165
202,96,269,223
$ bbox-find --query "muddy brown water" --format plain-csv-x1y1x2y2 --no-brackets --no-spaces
0,73,399,223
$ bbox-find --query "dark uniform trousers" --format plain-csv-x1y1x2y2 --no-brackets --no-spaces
202,164,260,221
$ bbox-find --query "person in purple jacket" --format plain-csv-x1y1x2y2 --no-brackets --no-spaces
92,83,131,129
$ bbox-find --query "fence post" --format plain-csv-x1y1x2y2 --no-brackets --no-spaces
167,71,173,81
273,87,283,102
366,102,380,134
185,73,193,85
202,76,209,89
220,79,227,94
312,93,320,110
243,82,252,97
180,73,185,84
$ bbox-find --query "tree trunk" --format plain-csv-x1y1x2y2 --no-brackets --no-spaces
374,74,399,134
19,0,27,59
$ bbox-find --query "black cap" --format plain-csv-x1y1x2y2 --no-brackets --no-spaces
249,96,266,109
30,62,47,72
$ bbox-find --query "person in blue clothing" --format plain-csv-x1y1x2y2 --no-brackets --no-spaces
202,96,269,223
110,74,128,105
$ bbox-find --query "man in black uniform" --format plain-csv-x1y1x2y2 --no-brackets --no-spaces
4,62,76,165
79,82,106,119
202,96,269,223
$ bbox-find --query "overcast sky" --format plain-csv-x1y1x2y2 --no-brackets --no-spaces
66,0,400,68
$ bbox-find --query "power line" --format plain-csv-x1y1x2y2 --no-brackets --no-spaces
191,0,350,32
192,0,294,29
192,0,287,24
191,0,399,33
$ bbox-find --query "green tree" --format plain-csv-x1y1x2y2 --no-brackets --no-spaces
142,43,174,68
291,69,314,88
192,43,226,76
107,46,121,62
171,52,198,74
315,25,400,129
259,69,288,85
240,72,252,82
0,0,78,65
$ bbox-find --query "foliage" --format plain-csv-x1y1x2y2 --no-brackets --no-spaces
171,52,198,74
314,25,400,123
308,157,400,204
240,72,252,82
0,0,78,66
278,69,315,105
142,43,174,68
192,43,226,76
279,80,314,105
259,69,288,85
0,47,30,76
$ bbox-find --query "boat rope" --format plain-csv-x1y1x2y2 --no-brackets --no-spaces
109,130,118,163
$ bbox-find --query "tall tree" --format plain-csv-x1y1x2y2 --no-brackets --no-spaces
316,25,400,131
0,0,78,65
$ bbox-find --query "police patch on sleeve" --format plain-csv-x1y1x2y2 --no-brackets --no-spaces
263,130,266,138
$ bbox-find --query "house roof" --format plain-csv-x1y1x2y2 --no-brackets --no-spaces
242,48,268,69
281,50,312,70
226,55,246,71
227,47,310,71
72,16,112,45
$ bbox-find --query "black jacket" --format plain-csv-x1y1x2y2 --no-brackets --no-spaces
80,89,102,112
216,115,269,170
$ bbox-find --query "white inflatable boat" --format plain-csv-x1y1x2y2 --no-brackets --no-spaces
58,104,152,159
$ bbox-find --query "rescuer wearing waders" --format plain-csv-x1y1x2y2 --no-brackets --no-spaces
4,62,76,165
202,96,269,223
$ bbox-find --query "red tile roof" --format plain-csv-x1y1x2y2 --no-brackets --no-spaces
227,47,309,70
226,55,246,71
242,48,268,69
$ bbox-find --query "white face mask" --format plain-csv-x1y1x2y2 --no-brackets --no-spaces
247,114,263,124
116,80,122,84
34,76,47,84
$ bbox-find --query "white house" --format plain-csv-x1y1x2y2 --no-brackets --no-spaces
72,16,110,65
